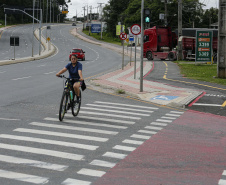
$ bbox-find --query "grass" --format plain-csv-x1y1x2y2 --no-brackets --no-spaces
82,29,122,46
116,89,126,94
175,61,226,86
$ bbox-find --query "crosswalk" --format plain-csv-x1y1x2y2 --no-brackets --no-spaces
0,101,185,184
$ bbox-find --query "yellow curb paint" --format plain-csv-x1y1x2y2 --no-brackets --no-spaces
222,101,226,107
163,62,226,91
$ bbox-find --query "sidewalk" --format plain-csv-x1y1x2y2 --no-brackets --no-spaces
72,28,203,108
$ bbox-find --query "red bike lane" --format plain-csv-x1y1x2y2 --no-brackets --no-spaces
93,110,226,185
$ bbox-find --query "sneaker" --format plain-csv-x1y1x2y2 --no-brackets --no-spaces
76,97,80,103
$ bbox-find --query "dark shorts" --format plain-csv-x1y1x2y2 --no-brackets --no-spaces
69,79,82,87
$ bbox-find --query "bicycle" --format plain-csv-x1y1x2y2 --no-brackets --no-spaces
58,75,82,121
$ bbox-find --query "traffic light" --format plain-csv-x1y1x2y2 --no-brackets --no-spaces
144,8,150,23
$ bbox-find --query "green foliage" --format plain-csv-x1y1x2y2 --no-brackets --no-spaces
0,0,66,25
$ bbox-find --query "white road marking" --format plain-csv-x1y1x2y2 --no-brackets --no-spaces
90,160,116,168
0,118,20,121
145,126,163,130
62,178,91,185
77,168,106,177
45,117,128,129
170,111,184,114
95,101,158,110
29,122,118,135
138,130,157,134
77,115,135,124
156,119,172,123
44,71,56,75
165,113,181,117
131,134,151,140
0,143,84,160
192,103,222,107
122,139,144,145
161,116,177,119
0,169,49,184
113,145,136,151
0,134,98,150
86,104,154,113
12,76,31,80
0,154,68,171
81,107,150,116
14,128,108,142
151,122,168,126
79,111,141,120
103,152,127,159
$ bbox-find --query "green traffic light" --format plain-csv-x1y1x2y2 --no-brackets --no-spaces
145,17,150,23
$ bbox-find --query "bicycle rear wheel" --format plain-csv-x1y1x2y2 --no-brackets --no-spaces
59,91,68,121
71,91,81,117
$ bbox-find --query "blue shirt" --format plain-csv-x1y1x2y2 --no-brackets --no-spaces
65,62,82,79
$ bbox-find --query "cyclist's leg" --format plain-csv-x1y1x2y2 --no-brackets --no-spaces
73,82,81,102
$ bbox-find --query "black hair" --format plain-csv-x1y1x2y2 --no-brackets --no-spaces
71,54,78,58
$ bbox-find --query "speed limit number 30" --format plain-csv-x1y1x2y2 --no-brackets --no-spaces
130,24,141,35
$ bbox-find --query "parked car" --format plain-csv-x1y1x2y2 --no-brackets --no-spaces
72,23,76,26
69,49,85,61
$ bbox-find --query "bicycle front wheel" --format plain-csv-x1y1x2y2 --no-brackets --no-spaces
59,91,68,121
72,91,81,117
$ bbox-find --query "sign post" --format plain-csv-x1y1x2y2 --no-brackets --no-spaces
195,30,213,65
10,36,19,60
130,24,141,79
120,32,127,70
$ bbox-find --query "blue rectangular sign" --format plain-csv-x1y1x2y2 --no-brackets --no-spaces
91,24,101,33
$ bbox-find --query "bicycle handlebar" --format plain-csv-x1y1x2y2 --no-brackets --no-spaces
58,75,82,81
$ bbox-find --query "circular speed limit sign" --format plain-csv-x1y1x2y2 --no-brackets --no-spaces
120,32,127,40
130,24,141,35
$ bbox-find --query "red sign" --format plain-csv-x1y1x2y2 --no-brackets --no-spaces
130,24,141,35
120,32,127,40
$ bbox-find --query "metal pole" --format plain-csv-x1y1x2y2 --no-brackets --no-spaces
50,0,51,23
217,0,226,78
130,41,132,66
177,0,183,60
122,40,124,70
134,35,137,79
164,0,168,26
32,0,35,57
140,0,144,92
5,14,6,27
39,8,42,55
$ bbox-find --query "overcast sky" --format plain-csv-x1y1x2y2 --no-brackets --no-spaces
67,0,219,18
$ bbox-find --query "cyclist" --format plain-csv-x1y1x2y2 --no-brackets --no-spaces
56,54,83,103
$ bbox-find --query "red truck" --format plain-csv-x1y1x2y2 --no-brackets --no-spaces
143,26,177,61
143,26,218,62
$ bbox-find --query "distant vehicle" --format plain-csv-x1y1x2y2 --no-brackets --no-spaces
69,49,85,61
72,23,76,26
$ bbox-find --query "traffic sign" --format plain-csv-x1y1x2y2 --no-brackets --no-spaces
130,24,141,35
47,37,50,41
120,32,127,40
62,11,68,14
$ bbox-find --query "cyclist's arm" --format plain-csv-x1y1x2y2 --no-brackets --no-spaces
78,70,83,81
56,67,67,77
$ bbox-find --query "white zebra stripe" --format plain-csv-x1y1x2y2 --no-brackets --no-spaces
0,169,48,184
0,154,67,171
14,128,108,142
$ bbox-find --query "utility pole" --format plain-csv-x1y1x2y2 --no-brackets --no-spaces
177,0,183,60
140,0,144,92
217,0,226,78
50,0,51,23
164,0,168,26
98,3,104,40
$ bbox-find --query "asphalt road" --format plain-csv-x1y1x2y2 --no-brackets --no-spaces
0,24,225,185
